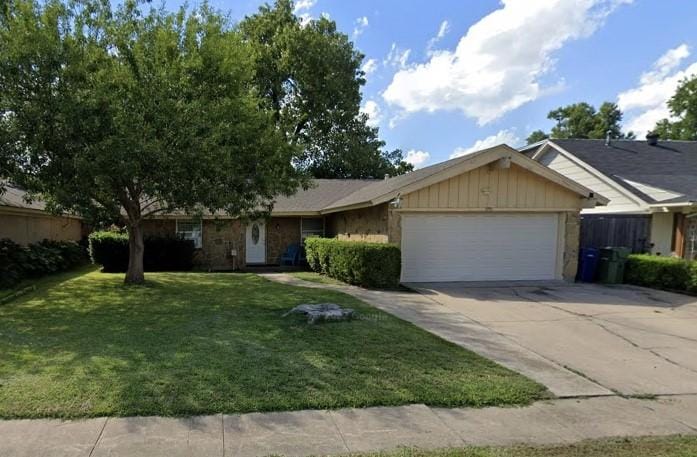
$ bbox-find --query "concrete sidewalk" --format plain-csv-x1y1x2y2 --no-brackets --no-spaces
2,395,697,456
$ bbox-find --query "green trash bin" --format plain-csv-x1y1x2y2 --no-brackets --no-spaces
597,247,631,284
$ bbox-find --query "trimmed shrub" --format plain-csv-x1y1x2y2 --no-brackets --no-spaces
89,231,129,272
88,230,195,272
304,237,401,288
624,254,694,292
0,238,87,289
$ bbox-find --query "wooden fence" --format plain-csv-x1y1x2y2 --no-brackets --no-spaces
580,214,651,253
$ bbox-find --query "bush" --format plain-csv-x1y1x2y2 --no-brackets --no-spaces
88,230,195,272
88,231,129,272
304,237,401,288
624,254,695,292
0,238,87,289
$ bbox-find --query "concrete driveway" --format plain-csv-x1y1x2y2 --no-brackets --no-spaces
409,282,697,397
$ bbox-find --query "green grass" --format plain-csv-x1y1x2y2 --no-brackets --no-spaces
288,271,346,285
0,265,97,302
0,270,546,419
353,436,697,457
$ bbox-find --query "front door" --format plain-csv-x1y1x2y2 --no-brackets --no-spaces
245,220,266,264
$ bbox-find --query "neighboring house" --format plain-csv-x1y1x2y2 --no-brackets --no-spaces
143,145,605,282
520,137,697,259
0,184,84,245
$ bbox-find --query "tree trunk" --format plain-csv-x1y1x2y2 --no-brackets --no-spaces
125,222,145,284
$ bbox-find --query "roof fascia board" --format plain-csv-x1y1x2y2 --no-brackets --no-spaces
370,145,604,206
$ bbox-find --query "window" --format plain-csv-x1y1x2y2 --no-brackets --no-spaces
176,219,202,249
301,217,324,244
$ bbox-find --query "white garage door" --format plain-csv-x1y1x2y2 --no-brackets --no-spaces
401,213,560,282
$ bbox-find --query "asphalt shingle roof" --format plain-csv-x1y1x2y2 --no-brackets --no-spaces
272,179,378,213
549,139,697,204
0,183,47,211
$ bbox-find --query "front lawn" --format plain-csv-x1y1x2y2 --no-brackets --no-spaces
0,270,546,419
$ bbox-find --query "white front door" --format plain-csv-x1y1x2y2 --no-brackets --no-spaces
401,213,560,282
245,220,266,264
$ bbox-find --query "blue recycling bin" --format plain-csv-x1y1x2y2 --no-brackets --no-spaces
578,247,600,282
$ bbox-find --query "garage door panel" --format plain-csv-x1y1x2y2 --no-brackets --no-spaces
401,213,559,282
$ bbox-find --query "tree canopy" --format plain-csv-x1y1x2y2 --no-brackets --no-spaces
0,0,304,283
526,102,635,144
653,75,697,140
238,0,411,178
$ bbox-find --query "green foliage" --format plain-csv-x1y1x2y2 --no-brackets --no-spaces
624,254,697,292
0,271,545,418
0,0,305,282
525,130,549,145
304,237,401,288
528,102,635,143
88,230,195,273
653,76,697,140
0,238,87,288
239,0,411,178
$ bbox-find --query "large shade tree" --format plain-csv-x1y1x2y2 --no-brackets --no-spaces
526,102,635,144
654,76,697,140
0,0,304,283
239,0,411,178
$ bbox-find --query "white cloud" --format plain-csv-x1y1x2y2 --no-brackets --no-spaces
383,0,631,125
426,20,450,54
353,16,369,38
361,100,382,127
384,43,411,69
293,0,316,14
293,0,317,25
450,129,521,158
361,58,378,76
405,149,431,168
618,44,697,136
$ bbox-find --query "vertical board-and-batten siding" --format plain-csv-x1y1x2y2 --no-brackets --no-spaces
538,149,642,213
400,163,580,210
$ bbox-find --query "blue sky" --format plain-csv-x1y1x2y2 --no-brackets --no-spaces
166,0,697,168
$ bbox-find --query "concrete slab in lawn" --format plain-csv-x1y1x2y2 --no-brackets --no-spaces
223,410,349,457
0,417,106,457
91,415,222,457
328,404,464,452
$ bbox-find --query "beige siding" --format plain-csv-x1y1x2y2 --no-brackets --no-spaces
400,163,581,211
0,211,82,245
326,204,389,243
539,149,642,213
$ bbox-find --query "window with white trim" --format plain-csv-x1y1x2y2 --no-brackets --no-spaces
301,217,324,244
176,219,202,249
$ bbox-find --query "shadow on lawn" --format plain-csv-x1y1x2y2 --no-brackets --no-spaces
0,271,545,419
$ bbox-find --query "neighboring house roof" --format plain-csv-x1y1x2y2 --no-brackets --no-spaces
0,183,49,212
527,139,697,207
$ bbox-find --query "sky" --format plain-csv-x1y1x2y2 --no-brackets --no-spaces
164,0,697,169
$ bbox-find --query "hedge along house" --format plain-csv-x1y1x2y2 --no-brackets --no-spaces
143,145,607,282
0,183,84,245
